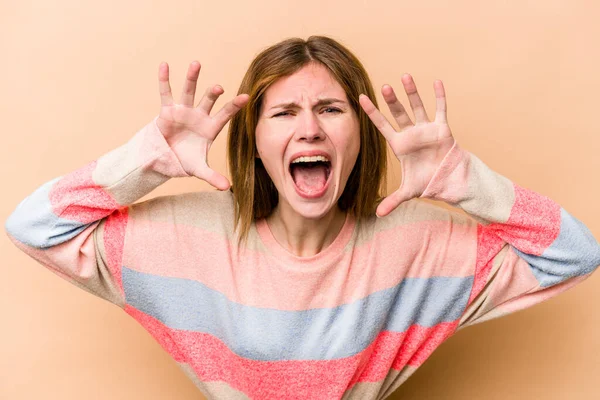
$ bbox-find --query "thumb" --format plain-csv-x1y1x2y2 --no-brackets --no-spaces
376,187,412,217
192,163,231,191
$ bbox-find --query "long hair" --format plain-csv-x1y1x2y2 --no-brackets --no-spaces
227,35,387,242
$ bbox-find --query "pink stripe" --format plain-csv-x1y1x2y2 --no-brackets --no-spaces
125,305,186,362
122,304,459,399
349,219,476,279
485,184,560,255
486,246,540,307
48,161,120,223
6,223,101,288
392,321,459,368
348,322,459,389
122,219,476,310
104,208,128,296
6,234,82,283
466,224,507,306
138,118,189,178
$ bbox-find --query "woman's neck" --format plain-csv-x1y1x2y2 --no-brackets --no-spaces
266,203,347,257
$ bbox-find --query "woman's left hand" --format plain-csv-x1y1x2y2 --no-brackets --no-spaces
359,74,456,217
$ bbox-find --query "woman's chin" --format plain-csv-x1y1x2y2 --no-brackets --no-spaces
290,203,335,220
279,188,338,220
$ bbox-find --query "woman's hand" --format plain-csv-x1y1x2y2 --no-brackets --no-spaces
359,74,456,217
156,61,250,190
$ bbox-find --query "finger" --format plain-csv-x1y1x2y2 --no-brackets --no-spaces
180,61,201,107
196,84,224,115
376,188,411,217
381,84,413,131
196,166,231,191
401,74,429,123
358,94,397,143
212,93,251,129
158,62,173,107
433,80,448,124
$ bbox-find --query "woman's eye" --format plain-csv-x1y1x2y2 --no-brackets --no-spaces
273,108,341,117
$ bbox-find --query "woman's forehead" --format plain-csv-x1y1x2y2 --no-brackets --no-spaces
263,64,348,107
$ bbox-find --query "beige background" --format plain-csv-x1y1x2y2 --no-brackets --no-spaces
1,0,599,399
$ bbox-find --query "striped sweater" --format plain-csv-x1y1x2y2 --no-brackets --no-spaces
5,118,600,400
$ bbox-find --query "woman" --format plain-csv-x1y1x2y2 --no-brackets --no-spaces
5,36,600,399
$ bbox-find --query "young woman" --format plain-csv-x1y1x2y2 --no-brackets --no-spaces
5,36,600,399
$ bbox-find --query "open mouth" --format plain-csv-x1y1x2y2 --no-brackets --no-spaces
289,158,332,198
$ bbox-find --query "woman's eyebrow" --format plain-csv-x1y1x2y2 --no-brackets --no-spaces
269,98,347,110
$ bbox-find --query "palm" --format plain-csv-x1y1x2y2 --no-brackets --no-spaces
159,104,209,141
155,61,249,189
388,121,452,156
158,104,214,177
359,74,456,217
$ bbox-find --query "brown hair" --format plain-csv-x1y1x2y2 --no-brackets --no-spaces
227,35,387,241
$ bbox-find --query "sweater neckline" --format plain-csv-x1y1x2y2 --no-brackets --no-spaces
255,212,356,271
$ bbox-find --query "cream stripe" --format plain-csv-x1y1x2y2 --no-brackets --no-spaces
460,153,515,225
355,197,475,248
341,365,418,399
127,190,271,253
93,126,169,205
93,119,188,206
129,191,476,256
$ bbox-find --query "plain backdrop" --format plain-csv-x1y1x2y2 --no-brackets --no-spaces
1,1,599,399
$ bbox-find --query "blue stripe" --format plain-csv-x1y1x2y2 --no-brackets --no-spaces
5,176,91,248
123,267,473,361
514,207,600,287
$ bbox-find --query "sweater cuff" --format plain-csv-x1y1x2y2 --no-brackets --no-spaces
92,117,190,206
420,141,516,225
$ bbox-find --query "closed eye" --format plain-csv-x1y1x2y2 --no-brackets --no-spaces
273,107,342,117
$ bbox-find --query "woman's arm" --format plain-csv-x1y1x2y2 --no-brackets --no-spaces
5,117,190,305
359,74,600,327
4,61,249,306
419,141,600,328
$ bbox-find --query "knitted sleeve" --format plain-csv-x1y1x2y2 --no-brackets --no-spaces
4,118,189,307
418,141,600,329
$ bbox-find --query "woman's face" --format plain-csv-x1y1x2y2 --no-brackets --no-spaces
255,63,361,220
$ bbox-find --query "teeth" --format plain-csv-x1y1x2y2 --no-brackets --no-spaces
291,155,330,164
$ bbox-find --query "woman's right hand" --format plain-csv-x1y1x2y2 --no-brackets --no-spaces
156,61,250,190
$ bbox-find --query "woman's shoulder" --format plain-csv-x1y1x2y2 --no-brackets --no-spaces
127,189,236,230
352,198,478,256
360,198,476,235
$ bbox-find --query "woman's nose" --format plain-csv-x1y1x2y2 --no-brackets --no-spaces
297,112,325,141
